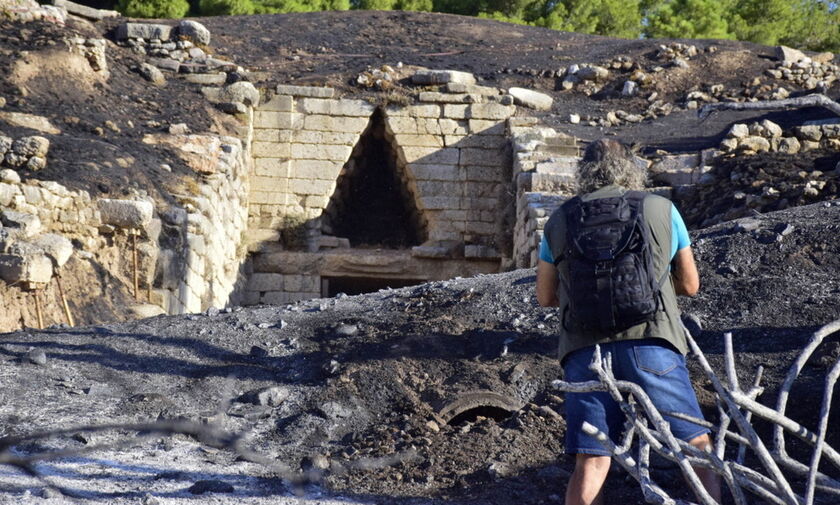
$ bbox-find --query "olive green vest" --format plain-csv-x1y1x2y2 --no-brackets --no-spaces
544,185,687,362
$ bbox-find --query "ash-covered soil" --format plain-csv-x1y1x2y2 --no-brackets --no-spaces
1,201,839,504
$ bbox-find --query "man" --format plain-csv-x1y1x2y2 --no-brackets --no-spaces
535,139,720,505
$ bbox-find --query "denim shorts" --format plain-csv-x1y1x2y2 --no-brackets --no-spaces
562,338,709,455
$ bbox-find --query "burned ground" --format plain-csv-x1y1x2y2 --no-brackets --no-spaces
1,201,839,504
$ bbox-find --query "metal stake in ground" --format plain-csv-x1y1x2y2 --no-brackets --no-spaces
32,284,44,329
55,273,75,327
131,229,139,300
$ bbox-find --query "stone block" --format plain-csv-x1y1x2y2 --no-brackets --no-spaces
443,104,470,119
283,274,303,292
0,183,18,207
291,143,352,162
384,105,441,118
445,83,500,96
417,180,462,196
305,195,329,208
253,129,293,142
449,135,506,149
438,119,469,135
276,85,335,98
465,165,502,181
114,22,172,41
431,209,467,221
183,73,227,85
299,98,375,117
460,147,506,167
651,154,700,173
465,221,496,235
469,120,506,135
289,178,333,196
260,95,294,112
0,251,52,284
412,69,476,85
393,134,444,148
293,159,344,180
247,273,284,292
254,111,302,130
465,245,500,258
21,185,42,205
1,210,41,237
303,115,370,133
177,20,210,45
415,119,444,135
32,233,73,267
400,147,459,165
419,196,461,210
254,158,291,177
508,88,553,110
261,291,290,305
418,92,480,104
407,163,460,181
292,130,359,146
252,141,291,158
384,116,417,135
468,103,516,120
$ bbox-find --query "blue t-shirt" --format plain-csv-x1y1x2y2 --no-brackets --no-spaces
539,203,690,263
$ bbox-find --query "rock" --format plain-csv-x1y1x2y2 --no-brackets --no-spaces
0,112,60,134
507,87,553,110
240,386,289,407
569,113,580,124
0,168,20,184
776,45,807,64
739,136,770,152
576,65,609,82
795,125,822,142
26,349,47,365
12,135,50,158
726,123,750,139
0,134,11,156
673,57,689,68
412,69,476,85
425,420,440,433
177,20,210,46
560,75,578,90
115,23,173,41
778,137,801,154
812,52,834,64
0,250,52,283
621,80,638,97
25,157,46,171
759,119,783,138
219,81,260,107
137,63,165,86
168,123,190,135
3,152,27,168
335,323,358,336
98,199,154,229
188,480,234,495
1,210,41,237
32,234,73,267
216,102,248,115
130,304,166,319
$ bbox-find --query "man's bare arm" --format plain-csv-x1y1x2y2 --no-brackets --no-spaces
671,246,700,297
536,260,560,307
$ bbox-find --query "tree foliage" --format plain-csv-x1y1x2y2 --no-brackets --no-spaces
117,0,189,17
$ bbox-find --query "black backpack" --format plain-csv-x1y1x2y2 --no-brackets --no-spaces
546,191,664,332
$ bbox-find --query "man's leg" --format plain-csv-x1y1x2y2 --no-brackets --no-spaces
689,433,721,503
565,454,611,505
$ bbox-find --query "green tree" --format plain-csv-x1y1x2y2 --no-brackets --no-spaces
357,0,431,11
645,0,735,39
199,0,254,14
118,0,190,17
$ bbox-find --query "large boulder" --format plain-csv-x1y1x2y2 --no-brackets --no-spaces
137,63,166,86
776,45,807,64
0,243,52,284
1,210,41,238
508,87,553,111
177,20,210,46
11,136,49,158
98,199,154,229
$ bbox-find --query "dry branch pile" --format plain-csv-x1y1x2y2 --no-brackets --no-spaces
554,320,840,505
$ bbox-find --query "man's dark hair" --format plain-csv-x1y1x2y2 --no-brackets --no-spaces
577,139,647,193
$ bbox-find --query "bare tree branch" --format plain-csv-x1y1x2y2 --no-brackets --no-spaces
698,94,840,120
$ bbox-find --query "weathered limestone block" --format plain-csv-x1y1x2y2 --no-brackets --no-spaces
418,92,480,104
253,129,293,142
412,69,476,86
460,147,506,167
115,22,172,41
465,165,502,181
254,111,302,130
299,99,375,117
417,180,462,196
98,199,153,229
650,153,699,173
0,246,52,284
448,135,506,149
303,115,368,133
288,178,334,196
0,112,60,135
0,182,18,206
392,134,444,148
184,73,227,85
12,136,49,158
276,85,335,98
465,244,500,259
469,120,506,135
438,119,469,135
138,63,165,86
1,210,41,237
290,143,352,162
776,45,807,64
446,83,500,95
252,141,291,158
247,273,284,292
443,104,469,119
508,88,553,111
778,137,801,154
739,136,771,152
418,195,461,210
407,163,459,181
293,160,344,180
399,147,459,165
795,125,823,142
384,105,441,118
260,95,293,112
177,20,210,45
254,158,290,177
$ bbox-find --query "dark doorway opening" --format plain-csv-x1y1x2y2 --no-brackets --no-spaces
323,276,425,297
322,108,426,248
